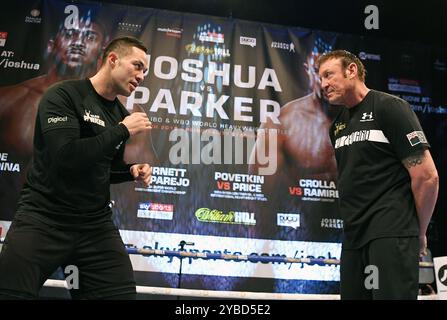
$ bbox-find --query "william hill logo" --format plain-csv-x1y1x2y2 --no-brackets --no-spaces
195,208,256,225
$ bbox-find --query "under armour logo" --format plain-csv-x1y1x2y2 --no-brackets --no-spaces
360,112,374,122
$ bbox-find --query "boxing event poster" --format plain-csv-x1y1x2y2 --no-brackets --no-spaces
0,0,446,294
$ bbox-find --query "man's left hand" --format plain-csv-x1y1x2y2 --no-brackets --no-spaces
130,163,152,187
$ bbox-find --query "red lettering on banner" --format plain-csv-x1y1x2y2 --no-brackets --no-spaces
288,187,302,196
217,181,231,190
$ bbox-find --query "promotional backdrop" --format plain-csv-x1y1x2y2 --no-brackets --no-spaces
0,0,446,294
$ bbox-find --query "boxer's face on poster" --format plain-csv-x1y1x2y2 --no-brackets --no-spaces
52,22,104,70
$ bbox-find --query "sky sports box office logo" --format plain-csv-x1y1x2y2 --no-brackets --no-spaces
137,202,174,220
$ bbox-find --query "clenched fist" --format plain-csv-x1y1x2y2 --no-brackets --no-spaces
121,112,152,136
130,163,152,187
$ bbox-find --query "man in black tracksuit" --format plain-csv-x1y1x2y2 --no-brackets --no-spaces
317,50,439,299
0,37,152,299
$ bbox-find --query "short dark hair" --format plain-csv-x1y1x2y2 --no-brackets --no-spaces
102,36,148,61
317,50,366,82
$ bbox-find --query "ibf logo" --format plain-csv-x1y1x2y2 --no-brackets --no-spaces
360,112,374,122
277,213,300,229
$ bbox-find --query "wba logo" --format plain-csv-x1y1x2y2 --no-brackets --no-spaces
83,110,105,127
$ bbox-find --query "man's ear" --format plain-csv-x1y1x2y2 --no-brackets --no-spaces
347,62,358,79
108,52,119,67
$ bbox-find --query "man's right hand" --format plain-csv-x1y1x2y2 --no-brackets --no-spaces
120,112,152,136
419,234,428,258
